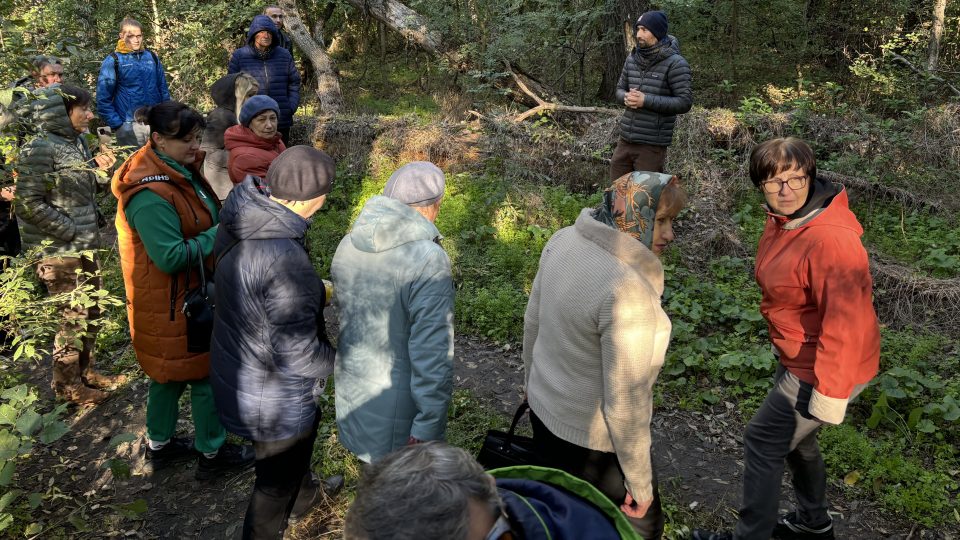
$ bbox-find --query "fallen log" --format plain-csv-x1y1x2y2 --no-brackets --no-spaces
819,170,948,212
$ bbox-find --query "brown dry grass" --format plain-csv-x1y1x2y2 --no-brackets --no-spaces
872,257,960,336
312,115,482,177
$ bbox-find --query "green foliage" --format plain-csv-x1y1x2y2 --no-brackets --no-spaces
857,205,960,278
820,424,958,526
306,159,597,343
0,384,69,534
660,256,770,405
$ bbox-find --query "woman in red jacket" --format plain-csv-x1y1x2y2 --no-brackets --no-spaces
694,138,880,540
224,95,286,185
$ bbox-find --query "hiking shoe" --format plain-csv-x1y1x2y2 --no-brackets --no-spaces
691,530,733,540
56,384,109,404
288,473,345,525
195,443,255,481
82,370,128,390
772,512,834,539
145,436,197,466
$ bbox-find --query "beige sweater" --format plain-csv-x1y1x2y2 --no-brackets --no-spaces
523,208,671,502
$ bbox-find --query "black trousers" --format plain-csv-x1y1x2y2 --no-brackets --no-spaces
530,411,664,539
241,414,320,540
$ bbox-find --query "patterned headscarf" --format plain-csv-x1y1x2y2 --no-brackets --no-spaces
594,171,677,248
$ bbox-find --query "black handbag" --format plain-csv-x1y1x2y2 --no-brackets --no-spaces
182,238,215,353
477,401,542,470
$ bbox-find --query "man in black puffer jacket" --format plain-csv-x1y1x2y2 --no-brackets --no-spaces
611,10,693,179
210,146,341,540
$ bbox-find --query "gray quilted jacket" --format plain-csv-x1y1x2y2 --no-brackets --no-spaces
15,88,104,256
615,36,693,146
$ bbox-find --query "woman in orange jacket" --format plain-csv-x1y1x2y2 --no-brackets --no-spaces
694,138,880,540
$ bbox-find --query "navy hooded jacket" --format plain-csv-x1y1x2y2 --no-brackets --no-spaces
209,175,334,442
227,16,301,130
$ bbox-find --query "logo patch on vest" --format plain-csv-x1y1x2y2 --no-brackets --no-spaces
138,175,170,184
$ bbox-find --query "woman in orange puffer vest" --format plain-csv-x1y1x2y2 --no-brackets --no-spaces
112,101,253,480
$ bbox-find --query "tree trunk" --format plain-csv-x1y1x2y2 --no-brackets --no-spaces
343,0,452,61
277,0,344,115
342,0,564,108
597,0,650,102
728,0,739,84
928,0,948,71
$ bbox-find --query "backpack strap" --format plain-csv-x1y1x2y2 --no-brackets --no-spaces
111,49,162,86
111,52,120,83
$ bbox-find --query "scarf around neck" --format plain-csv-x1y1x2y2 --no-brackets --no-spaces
116,38,141,54
634,37,672,69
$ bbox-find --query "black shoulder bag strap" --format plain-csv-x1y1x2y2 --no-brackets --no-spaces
504,401,530,447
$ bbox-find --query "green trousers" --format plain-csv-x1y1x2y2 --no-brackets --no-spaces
146,378,226,454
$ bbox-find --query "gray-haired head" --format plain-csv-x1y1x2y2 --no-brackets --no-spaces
344,442,500,539
383,161,445,207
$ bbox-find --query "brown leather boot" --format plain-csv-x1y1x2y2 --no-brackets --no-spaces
82,370,127,390
57,385,109,405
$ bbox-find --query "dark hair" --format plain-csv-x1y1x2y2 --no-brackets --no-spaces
120,17,143,32
59,85,92,116
135,101,206,140
32,55,62,71
748,137,817,187
657,178,688,218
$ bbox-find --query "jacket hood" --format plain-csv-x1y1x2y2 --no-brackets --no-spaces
247,15,279,46
219,175,309,242
771,183,862,235
210,73,243,109
223,124,283,152
348,195,441,253
24,87,80,139
496,478,625,539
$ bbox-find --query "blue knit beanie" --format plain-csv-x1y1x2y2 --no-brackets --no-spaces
239,95,279,127
635,11,668,41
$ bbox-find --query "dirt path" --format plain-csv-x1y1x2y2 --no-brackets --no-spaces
452,337,952,540
13,326,952,539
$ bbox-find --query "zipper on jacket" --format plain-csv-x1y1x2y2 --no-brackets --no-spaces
263,59,270,93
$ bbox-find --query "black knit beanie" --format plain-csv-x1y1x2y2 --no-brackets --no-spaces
635,11,669,41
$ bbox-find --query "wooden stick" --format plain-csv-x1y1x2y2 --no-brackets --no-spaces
505,60,619,122
888,51,960,97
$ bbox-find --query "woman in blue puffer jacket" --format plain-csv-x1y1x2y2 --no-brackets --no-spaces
228,15,301,146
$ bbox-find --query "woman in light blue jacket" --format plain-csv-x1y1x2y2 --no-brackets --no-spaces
331,162,454,463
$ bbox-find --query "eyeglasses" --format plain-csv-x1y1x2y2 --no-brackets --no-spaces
760,175,807,194
485,513,512,540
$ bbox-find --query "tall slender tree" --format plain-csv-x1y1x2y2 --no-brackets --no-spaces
277,0,344,114
928,0,948,71
597,0,650,102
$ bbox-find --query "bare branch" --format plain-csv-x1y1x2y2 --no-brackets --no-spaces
888,51,960,97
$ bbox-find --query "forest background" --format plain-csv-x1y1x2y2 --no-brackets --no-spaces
0,0,959,537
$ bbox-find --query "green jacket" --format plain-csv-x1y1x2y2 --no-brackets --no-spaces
332,195,455,462
15,88,104,256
